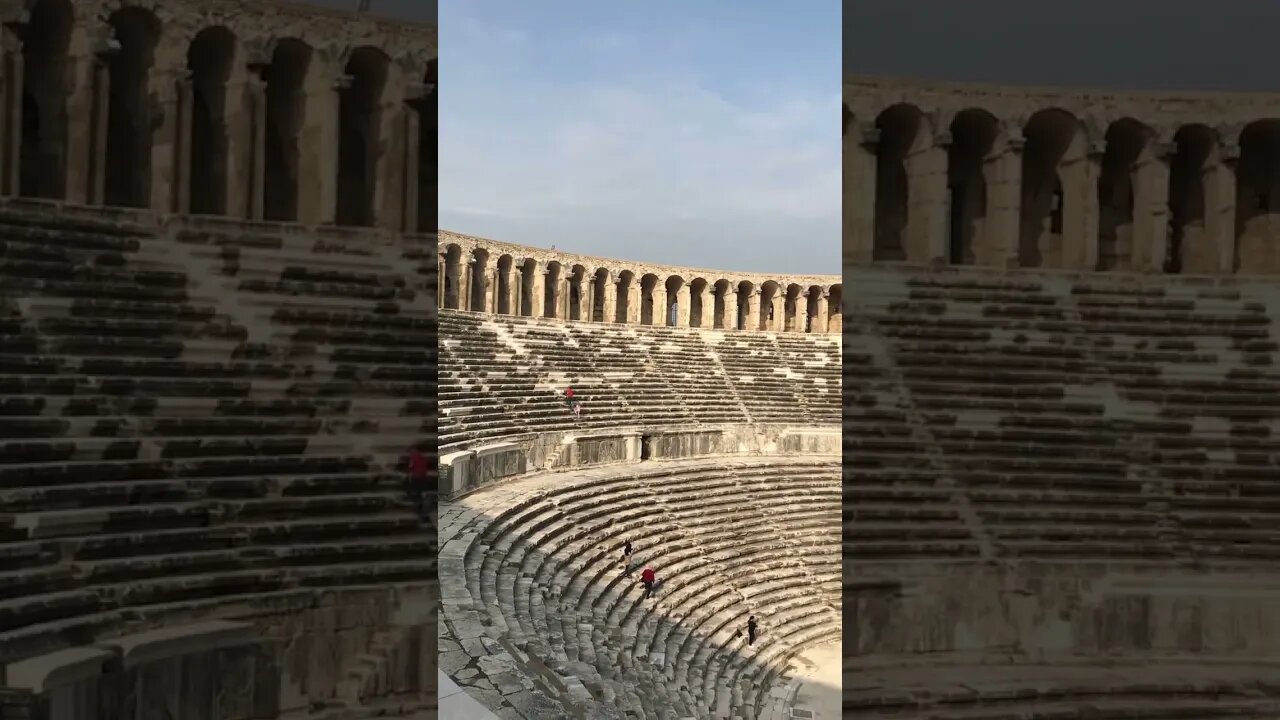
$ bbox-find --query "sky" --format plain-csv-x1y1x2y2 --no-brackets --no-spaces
435,2,840,275
845,0,1280,92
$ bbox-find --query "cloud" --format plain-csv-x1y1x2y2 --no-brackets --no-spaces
439,14,838,275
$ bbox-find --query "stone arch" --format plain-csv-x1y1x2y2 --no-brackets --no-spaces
784,283,804,331
442,244,462,310
543,261,562,319
518,258,537,316
417,59,437,233
689,277,708,328
640,273,659,326
828,284,842,331
187,26,236,216
18,0,72,199
712,279,731,329
1097,118,1149,271
1168,124,1214,274
104,6,161,208
735,280,755,331
263,38,311,221
336,46,389,227
568,265,587,321
495,254,514,315
759,281,780,331
874,104,927,262
663,276,684,327
1235,120,1280,273
948,109,999,265
592,268,610,322
616,270,634,324
468,248,489,312
1021,108,1085,268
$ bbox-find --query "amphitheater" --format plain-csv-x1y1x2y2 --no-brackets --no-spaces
846,74,1280,718
0,1,437,718
436,230,842,719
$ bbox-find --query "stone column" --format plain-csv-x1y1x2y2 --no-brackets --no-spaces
485,268,497,314
496,267,512,315
0,29,23,196
401,94,421,232
1063,140,1104,270
846,123,878,266
625,282,641,325
1133,141,1174,273
743,289,760,332
460,258,473,312
695,288,711,328
85,42,116,206
602,274,617,323
986,129,1024,267
63,51,98,204
1207,143,1239,274
582,279,594,321
297,68,344,225
437,256,447,307
558,276,571,320
674,285,690,327
149,68,183,213
917,132,952,264
244,70,267,220
174,71,195,214
814,293,829,334
772,293,784,332
529,268,545,318
723,290,739,330
542,271,558,318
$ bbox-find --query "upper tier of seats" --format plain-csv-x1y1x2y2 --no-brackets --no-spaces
439,456,840,718
846,267,1280,565
439,309,841,449
0,206,434,703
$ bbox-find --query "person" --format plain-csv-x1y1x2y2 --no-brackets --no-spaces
407,443,429,518
747,615,758,646
640,566,656,599
564,387,575,406
622,540,633,565
572,399,583,419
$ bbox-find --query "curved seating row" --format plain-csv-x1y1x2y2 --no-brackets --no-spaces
846,268,1280,565
439,456,839,719
0,207,435,709
439,309,840,449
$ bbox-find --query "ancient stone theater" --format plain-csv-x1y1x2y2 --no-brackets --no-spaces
0,0,436,718
846,74,1280,717
436,230,842,718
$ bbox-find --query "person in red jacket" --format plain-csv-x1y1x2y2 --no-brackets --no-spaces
407,443,429,517
640,566,656,599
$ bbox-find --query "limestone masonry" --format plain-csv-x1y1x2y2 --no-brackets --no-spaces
0,0,437,718
847,75,1280,717
437,236,842,718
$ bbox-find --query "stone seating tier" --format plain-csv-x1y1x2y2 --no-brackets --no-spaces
846,268,1280,565
0,203,436,708
440,457,839,719
439,309,840,448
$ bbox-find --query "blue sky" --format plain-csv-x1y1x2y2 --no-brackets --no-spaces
438,1,840,275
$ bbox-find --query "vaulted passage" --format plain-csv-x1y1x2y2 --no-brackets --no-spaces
1020,109,1081,268
263,39,310,222
18,0,71,199
947,109,998,265
336,47,388,227
104,7,160,208
187,27,235,215
1097,119,1147,271
873,104,924,262
1167,125,1213,274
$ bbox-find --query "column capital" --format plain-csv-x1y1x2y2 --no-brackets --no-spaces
333,73,354,91
1221,144,1241,163
933,131,952,149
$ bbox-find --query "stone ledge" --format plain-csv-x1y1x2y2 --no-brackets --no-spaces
97,620,255,669
2,647,114,693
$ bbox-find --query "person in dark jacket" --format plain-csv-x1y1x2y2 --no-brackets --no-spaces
640,566,656,599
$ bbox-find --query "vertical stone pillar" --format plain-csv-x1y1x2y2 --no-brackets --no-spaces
460,258,473,312
1207,143,1239,274
1,30,23,196
918,132,952,264
1063,140,1104,270
63,52,97,204
530,268,546,318
542,271,558,318
846,123,878,266
496,267,512,315
695,288,711,328
602,274,617,322
298,68,344,225
583,279,594,321
402,95,421,232
772,293,784,332
149,68,182,213
723,290,739,330
743,289,760,332
625,282,640,325
1133,141,1174,272
437,256,447,307
986,129,1024,267
814,293,829,334
245,71,267,220
674,285,690,327
87,46,115,205
174,72,195,214
484,268,496,314
558,277,571,320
